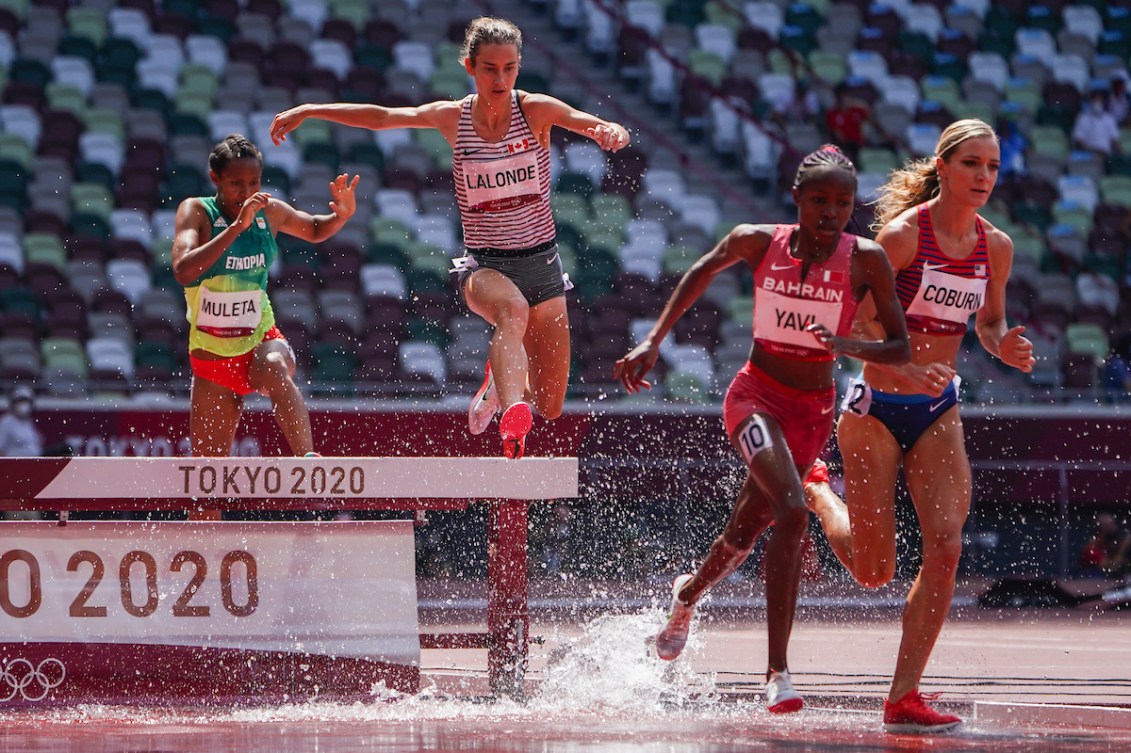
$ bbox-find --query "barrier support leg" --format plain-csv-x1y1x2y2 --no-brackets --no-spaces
487,499,529,700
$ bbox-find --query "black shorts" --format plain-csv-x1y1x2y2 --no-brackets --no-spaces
452,243,569,307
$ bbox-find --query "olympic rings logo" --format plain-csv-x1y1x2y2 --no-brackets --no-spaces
1,658,66,702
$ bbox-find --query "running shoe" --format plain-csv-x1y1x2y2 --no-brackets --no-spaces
803,458,829,486
655,573,695,661
766,670,804,714
304,452,321,457
883,690,962,734
468,362,500,435
499,401,533,460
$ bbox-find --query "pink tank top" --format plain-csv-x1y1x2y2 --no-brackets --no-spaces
752,224,860,362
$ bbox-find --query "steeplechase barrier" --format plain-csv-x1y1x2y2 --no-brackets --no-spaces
0,456,578,706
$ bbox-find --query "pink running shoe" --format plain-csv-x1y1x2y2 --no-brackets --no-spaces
803,458,829,486
766,670,804,713
499,401,533,460
883,690,962,734
655,573,695,661
468,362,500,436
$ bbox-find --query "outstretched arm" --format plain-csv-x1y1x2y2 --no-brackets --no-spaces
614,225,768,392
520,92,631,152
268,173,360,243
269,100,462,145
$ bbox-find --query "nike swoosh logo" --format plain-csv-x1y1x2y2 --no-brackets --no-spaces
929,400,947,411
770,262,796,271
463,147,488,155
821,405,834,415
546,253,559,264
922,262,948,272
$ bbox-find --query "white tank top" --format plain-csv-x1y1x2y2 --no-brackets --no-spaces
452,91,556,251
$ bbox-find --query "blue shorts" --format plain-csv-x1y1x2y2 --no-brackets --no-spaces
840,375,960,453
452,242,570,307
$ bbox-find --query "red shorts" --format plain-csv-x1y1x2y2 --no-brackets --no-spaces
189,326,287,396
722,361,836,470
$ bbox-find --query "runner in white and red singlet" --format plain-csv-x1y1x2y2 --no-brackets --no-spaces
269,17,630,460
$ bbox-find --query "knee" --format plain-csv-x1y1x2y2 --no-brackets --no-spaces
493,296,530,333
855,561,896,590
538,403,562,421
774,504,810,541
922,529,964,573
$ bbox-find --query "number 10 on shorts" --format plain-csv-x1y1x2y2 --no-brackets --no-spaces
737,415,773,465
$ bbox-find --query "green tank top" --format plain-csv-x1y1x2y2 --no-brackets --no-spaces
183,196,278,357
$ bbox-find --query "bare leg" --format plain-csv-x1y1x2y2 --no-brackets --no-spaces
188,374,243,520
676,414,809,675
891,409,969,702
522,295,570,420
249,339,312,455
465,269,532,411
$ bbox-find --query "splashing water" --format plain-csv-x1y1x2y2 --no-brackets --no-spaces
531,611,718,715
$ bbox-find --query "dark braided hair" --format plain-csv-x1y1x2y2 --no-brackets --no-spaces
793,144,857,189
208,134,263,175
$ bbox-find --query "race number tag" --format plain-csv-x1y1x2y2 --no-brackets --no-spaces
462,151,541,213
196,287,263,338
736,414,774,465
840,376,873,416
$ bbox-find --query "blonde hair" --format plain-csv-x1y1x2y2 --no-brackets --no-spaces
459,17,522,66
872,119,998,230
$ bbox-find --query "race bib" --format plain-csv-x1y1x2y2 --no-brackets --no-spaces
462,151,541,213
753,287,844,351
905,265,987,325
196,287,263,338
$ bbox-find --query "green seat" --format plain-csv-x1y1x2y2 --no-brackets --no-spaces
430,69,470,101
858,147,899,174
179,64,217,99
688,50,727,86
58,34,99,64
1052,202,1093,237
556,171,595,199
46,83,87,116
727,295,754,326
590,194,633,227
135,340,179,372
0,161,28,211
41,338,88,377
807,50,846,87
23,233,66,271
920,76,963,115
704,0,743,31
370,217,412,249
662,243,698,275
67,7,107,46
69,212,111,241
406,243,451,279
0,134,33,167
406,265,449,294
291,118,334,149
131,86,171,116
585,226,624,255
82,108,126,140
0,0,29,18
1065,323,1110,362
1029,125,1069,162
174,91,214,122
303,142,342,171
328,0,370,30
1100,175,1131,207
345,142,385,171
168,113,209,137
71,183,114,221
8,58,51,89
1004,78,1041,114
406,317,449,348
415,129,452,170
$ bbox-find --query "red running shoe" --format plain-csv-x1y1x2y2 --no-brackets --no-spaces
499,402,533,459
883,690,962,734
468,361,500,436
803,458,829,485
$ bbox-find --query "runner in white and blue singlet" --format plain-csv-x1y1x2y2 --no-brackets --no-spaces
269,16,630,459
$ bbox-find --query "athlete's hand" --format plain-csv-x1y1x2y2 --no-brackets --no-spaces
235,192,271,230
586,122,630,152
806,323,837,353
998,325,1035,373
328,173,360,220
613,341,659,393
908,362,957,397
269,107,305,145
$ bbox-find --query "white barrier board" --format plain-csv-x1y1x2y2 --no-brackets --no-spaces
0,521,419,664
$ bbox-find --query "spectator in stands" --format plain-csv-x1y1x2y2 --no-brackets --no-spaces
996,114,1027,178
1079,513,1131,578
614,146,910,714
825,84,871,163
0,385,44,520
172,135,358,500
1108,74,1130,126
269,16,630,460
1072,87,1122,157
1104,332,1131,402
804,119,1035,733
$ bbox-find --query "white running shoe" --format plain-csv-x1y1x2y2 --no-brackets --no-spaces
766,670,804,713
655,573,695,661
468,362,500,435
